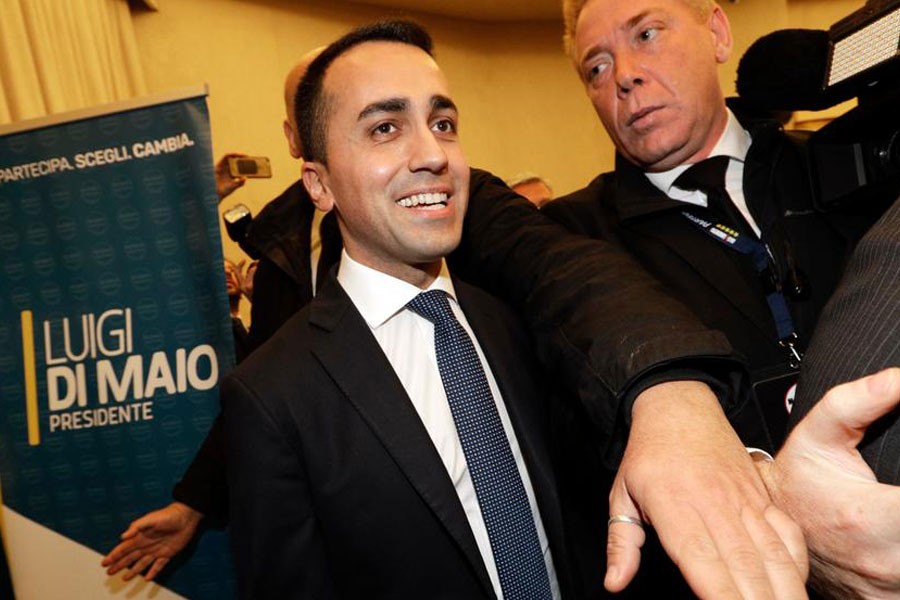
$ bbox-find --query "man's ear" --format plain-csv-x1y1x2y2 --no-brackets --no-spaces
709,5,733,64
302,161,334,212
283,119,303,159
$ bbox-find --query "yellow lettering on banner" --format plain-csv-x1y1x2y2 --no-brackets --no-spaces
21,311,40,446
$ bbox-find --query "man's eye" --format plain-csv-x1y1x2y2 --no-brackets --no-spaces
373,123,396,135
638,27,658,42
433,119,456,133
585,60,609,82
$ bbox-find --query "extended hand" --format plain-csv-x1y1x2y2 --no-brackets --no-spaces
215,153,247,201
757,368,900,599
606,380,808,599
101,501,203,581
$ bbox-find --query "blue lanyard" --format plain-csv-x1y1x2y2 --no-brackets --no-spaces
681,211,802,368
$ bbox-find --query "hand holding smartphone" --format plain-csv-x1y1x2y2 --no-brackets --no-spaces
227,156,272,178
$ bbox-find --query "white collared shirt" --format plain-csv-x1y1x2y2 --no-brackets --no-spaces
645,109,761,236
337,251,560,599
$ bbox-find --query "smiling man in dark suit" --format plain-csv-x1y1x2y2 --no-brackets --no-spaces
223,21,574,599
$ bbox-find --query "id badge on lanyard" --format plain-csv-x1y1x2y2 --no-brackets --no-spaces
681,210,803,369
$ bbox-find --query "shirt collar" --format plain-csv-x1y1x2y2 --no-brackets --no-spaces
644,108,752,196
336,250,456,329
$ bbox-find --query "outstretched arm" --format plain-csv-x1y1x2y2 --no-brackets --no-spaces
456,169,741,463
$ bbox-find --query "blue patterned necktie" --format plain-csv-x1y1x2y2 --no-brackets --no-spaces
406,290,552,600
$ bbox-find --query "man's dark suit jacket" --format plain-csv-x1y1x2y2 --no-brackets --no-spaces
542,116,877,448
223,274,577,599
792,193,900,484
175,168,743,522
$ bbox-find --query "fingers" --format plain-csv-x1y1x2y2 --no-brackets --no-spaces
740,506,808,599
218,178,246,200
668,504,808,600
102,503,200,582
643,462,808,600
104,548,142,576
123,554,155,581
144,557,170,581
801,368,900,448
102,537,139,570
113,509,163,546
762,505,808,582
119,512,156,539
605,478,646,592
662,507,745,599
605,519,646,592
215,153,249,200
103,541,170,582
102,512,161,573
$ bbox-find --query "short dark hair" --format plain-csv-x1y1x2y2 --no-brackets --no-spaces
295,20,434,165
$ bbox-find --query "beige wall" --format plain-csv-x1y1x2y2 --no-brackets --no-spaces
131,0,863,269
787,0,864,29
131,0,606,202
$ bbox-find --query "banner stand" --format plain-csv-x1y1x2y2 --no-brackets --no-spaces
0,85,234,599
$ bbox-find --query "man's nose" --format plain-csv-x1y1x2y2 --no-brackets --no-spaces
409,126,449,173
615,51,644,97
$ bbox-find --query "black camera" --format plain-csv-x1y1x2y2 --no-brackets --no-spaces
737,0,900,211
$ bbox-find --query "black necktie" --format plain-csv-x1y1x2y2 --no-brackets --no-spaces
674,156,755,237
407,290,552,600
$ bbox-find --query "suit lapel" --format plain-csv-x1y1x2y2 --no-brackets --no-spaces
308,277,495,596
613,162,776,339
457,281,555,500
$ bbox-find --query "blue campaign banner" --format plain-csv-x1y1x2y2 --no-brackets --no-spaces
0,87,234,599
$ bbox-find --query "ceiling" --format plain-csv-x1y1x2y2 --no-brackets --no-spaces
344,0,563,22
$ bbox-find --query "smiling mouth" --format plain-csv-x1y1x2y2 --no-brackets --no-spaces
397,192,449,209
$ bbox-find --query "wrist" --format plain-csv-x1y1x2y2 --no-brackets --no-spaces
171,501,203,526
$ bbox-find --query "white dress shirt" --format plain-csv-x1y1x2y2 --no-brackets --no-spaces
645,109,762,237
337,251,560,599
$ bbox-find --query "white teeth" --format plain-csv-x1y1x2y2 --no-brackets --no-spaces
397,192,448,207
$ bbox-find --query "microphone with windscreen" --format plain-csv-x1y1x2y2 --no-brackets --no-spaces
736,24,900,211
735,29,853,112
